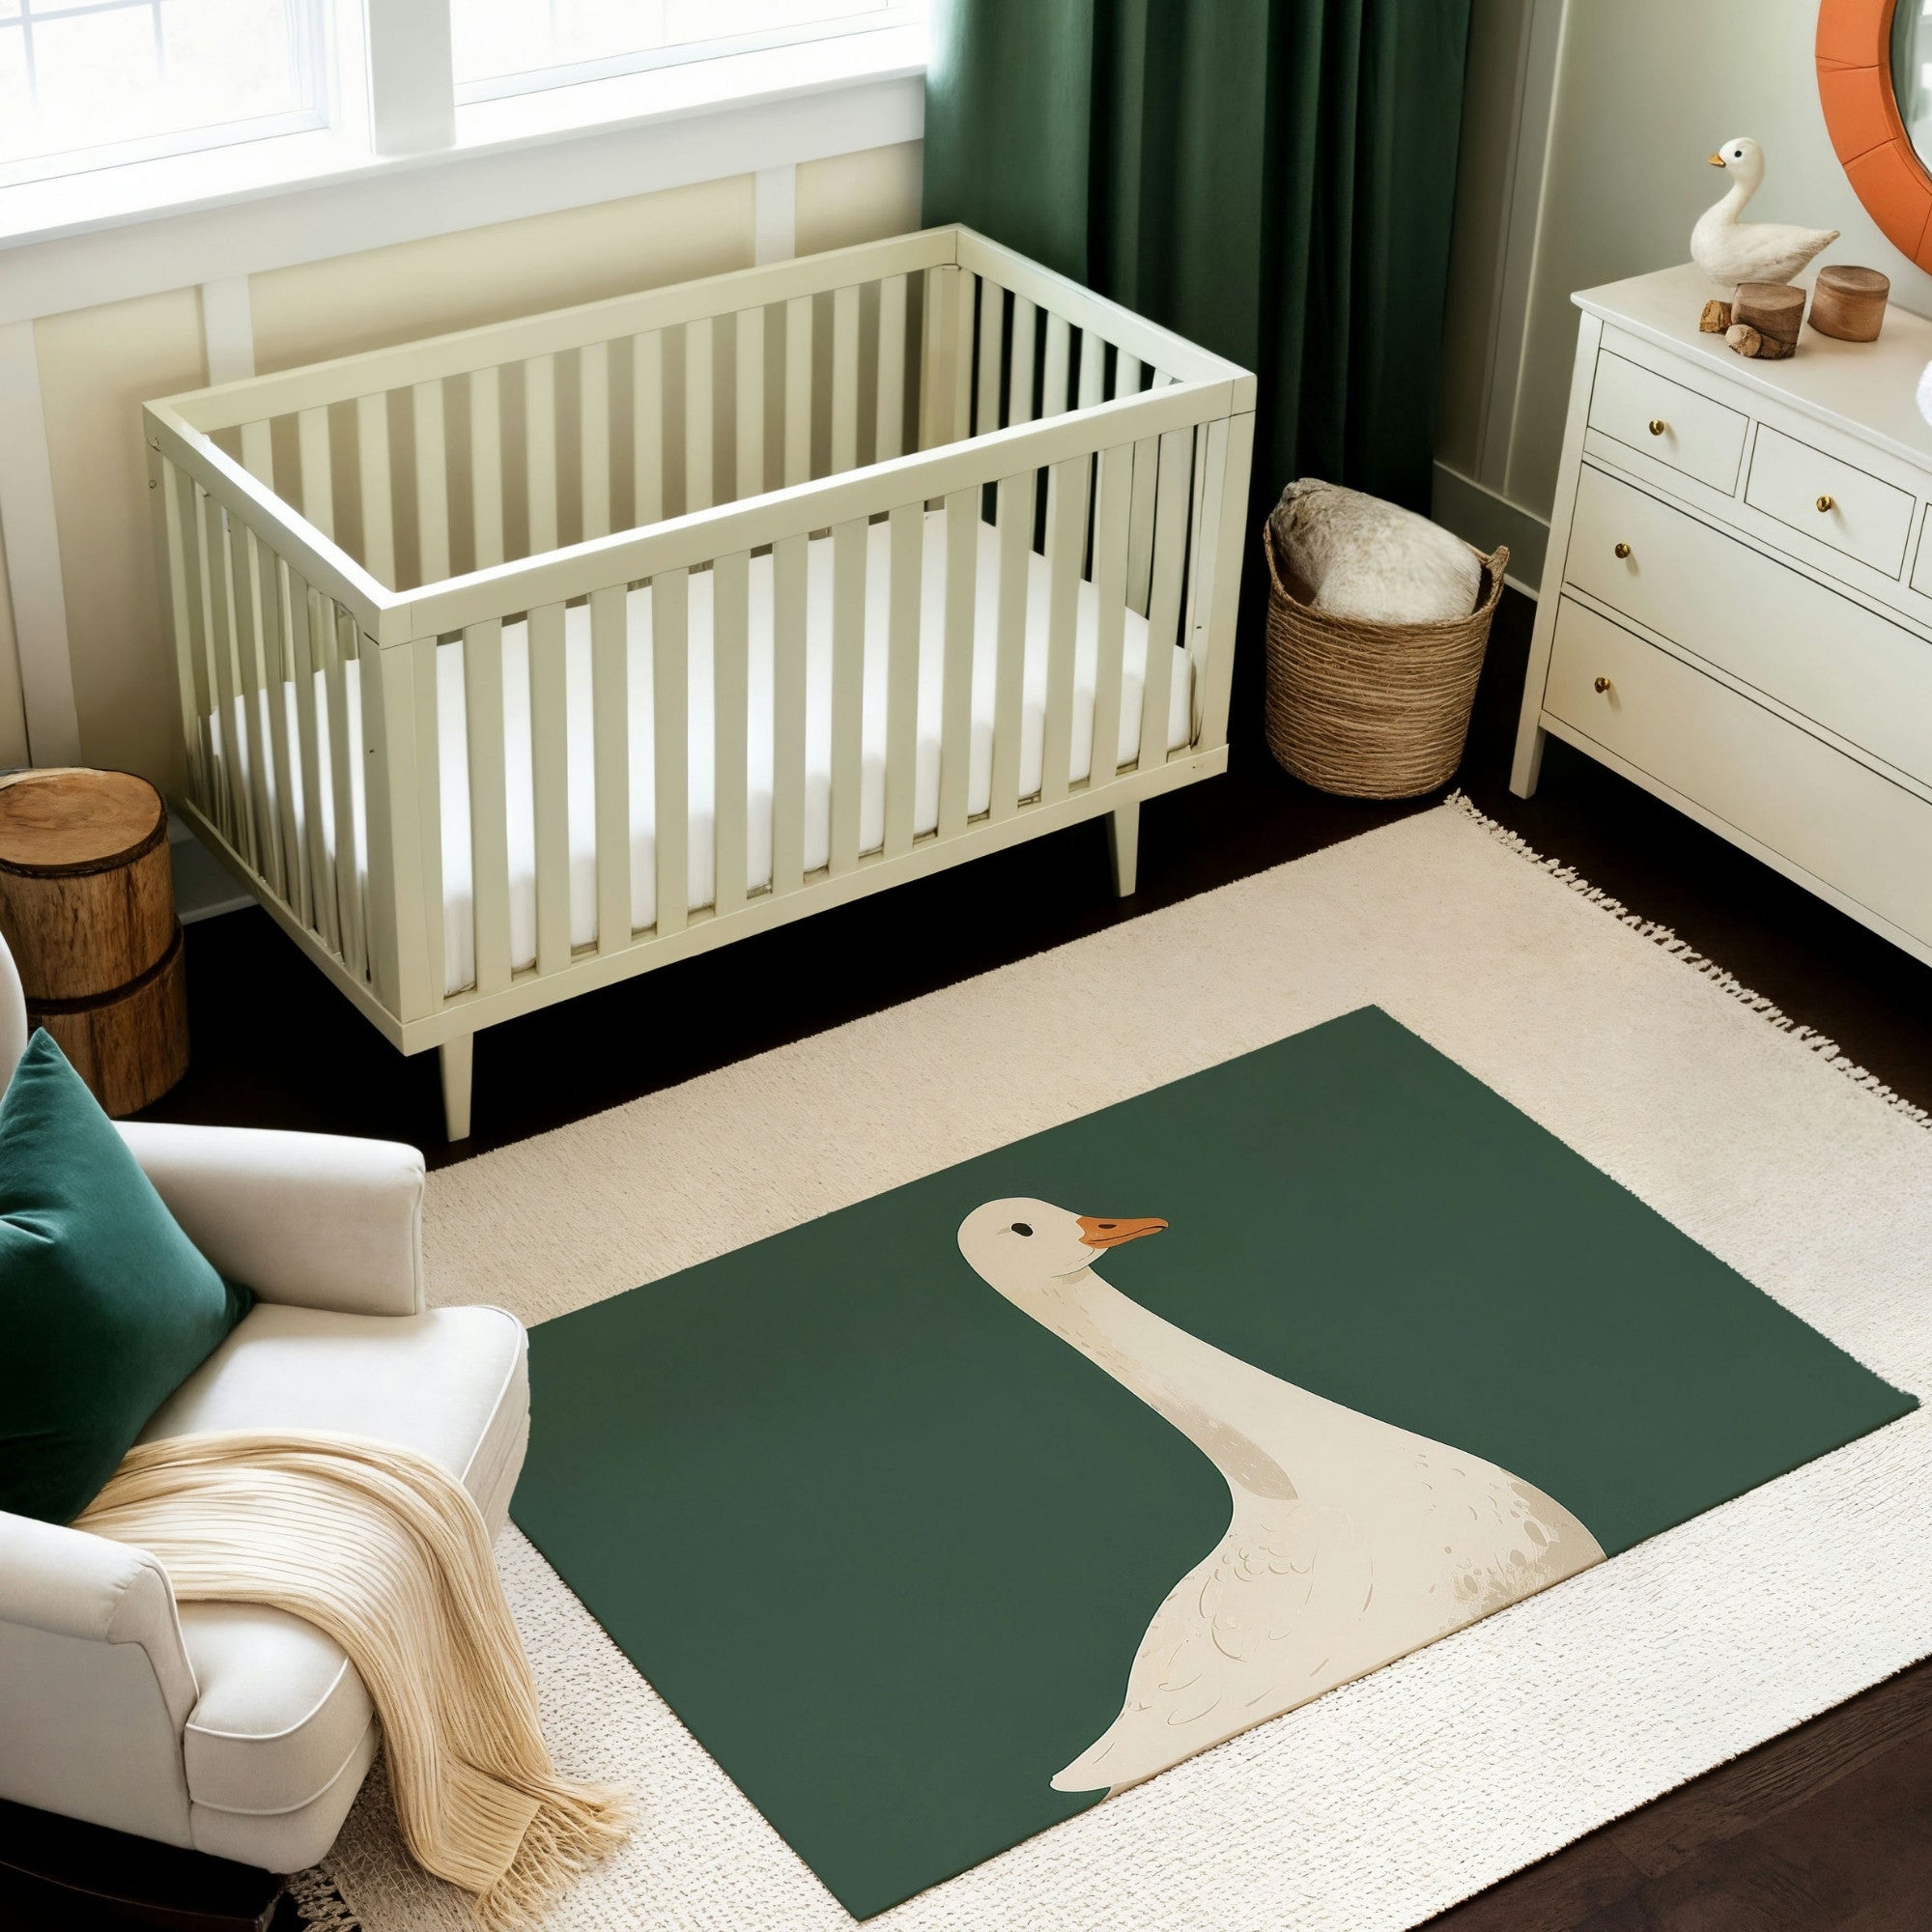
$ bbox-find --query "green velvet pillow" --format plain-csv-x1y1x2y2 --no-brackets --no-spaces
0,1031,253,1523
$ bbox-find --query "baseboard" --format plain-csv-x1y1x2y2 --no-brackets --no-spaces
168,816,253,924
1432,462,1549,597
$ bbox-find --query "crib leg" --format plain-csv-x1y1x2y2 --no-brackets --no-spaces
440,1036,474,1143
1106,802,1140,898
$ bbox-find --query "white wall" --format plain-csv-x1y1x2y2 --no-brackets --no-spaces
1435,0,1932,585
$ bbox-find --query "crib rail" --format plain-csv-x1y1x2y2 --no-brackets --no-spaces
148,227,1254,1051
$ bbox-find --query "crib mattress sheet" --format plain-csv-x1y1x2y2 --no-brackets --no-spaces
221,509,1192,995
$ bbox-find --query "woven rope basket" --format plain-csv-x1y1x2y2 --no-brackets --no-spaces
1262,520,1509,800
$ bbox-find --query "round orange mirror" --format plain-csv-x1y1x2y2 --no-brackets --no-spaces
1819,0,1932,269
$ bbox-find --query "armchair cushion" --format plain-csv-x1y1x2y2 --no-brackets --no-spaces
0,1034,252,1524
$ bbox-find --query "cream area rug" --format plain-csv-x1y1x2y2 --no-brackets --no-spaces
300,798,1932,1932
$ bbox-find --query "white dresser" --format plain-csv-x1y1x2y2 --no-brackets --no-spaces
1513,262,1932,968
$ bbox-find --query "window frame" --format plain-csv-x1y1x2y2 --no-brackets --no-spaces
0,0,333,190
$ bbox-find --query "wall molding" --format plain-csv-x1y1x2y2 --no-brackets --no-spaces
0,320,81,764
1432,460,1550,595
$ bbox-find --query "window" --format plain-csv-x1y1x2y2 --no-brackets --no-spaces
450,0,924,103
0,0,325,185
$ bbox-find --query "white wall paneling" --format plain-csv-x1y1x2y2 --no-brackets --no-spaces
754,165,798,266
0,320,81,764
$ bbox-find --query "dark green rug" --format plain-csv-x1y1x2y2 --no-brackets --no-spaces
513,1007,1916,1918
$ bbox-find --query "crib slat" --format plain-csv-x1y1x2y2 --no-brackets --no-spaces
411,633,444,1005
264,558,304,913
975,276,1004,436
580,342,611,541
881,500,923,859
828,517,866,873
463,618,513,995
831,285,861,474
1194,412,1250,750
938,486,979,838
470,367,504,569
988,469,1035,818
158,463,211,810
735,308,764,500
287,571,337,953
632,331,664,526
770,533,808,894
297,408,333,538
1138,427,1193,771
528,600,571,977
229,522,277,890
951,270,976,443
413,380,450,586
328,610,367,980
204,497,251,859
712,549,751,914
1077,329,1107,412
360,638,432,1023
526,353,558,554
1090,441,1133,785
875,272,907,462
684,320,713,514
919,264,956,452
1114,352,1145,400
356,392,395,587
1007,298,1037,427
240,420,274,489
653,569,690,935
1125,433,1158,614
783,296,812,488
1041,314,1071,418
176,477,214,820
1040,455,1091,805
590,584,630,952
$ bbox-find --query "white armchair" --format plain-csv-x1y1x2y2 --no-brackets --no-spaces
0,931,529,1873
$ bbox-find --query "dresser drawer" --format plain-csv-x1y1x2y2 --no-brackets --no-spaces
1587,351,1747,492
1745,424,1915,576
1546,599,1932,943
1567,464,1932,786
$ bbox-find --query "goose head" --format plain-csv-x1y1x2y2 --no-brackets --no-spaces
1707,136,1763,192
956,1197,1167,1303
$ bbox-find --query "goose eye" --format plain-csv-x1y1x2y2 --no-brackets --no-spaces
1010,1222,1033,1236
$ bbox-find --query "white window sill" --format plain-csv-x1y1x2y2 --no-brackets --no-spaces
0,25,926,323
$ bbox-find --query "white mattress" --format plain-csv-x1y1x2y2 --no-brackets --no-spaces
219,508,1192,995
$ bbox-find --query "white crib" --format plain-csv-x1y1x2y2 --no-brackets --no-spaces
144,227,1256,1138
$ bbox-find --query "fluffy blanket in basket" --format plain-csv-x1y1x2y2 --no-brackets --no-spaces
1270,479,1480,624
78,1431,631,1929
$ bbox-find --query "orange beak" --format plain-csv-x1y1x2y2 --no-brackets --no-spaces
1077,1214,1168,1249
1708,152,1726,168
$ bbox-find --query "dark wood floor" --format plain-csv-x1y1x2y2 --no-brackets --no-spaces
18,589,1926,1929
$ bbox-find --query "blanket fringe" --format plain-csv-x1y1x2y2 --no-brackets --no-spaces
1445,790,1931,1130
475,1780,635,1932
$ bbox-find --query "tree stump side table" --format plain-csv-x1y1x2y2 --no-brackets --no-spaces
0,769,189,1115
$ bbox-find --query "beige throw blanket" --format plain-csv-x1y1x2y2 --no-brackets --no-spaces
79,1431,630,1927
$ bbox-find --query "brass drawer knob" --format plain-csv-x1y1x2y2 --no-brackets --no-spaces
1593,676,1611,695
1648,419,1667,436
1614,542,1632,558
1816,494,1835,512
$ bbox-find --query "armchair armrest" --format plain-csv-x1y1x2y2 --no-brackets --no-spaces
0,1512,200,1844
116,1122,425,1317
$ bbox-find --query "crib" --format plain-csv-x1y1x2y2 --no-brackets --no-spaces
144,227,1256,1138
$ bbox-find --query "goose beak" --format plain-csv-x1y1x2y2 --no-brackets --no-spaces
1708,152,1727,168
1077,1214,1168,1249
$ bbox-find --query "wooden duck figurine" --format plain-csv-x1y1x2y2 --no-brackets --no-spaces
955,1198,1605,1795
1692,137,1838,290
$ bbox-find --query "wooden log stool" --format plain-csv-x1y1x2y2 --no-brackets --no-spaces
0,769,188,1115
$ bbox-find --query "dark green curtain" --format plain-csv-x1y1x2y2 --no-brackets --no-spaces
923,0,1472,515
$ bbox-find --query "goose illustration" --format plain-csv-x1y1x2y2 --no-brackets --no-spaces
956,1198,1605,1795
1691,136,1838,290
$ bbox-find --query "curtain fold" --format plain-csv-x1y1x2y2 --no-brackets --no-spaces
923,0,1472,514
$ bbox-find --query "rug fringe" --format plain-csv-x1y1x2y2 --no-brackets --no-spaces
286,1865,362,1930
1444,790,1932,1131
